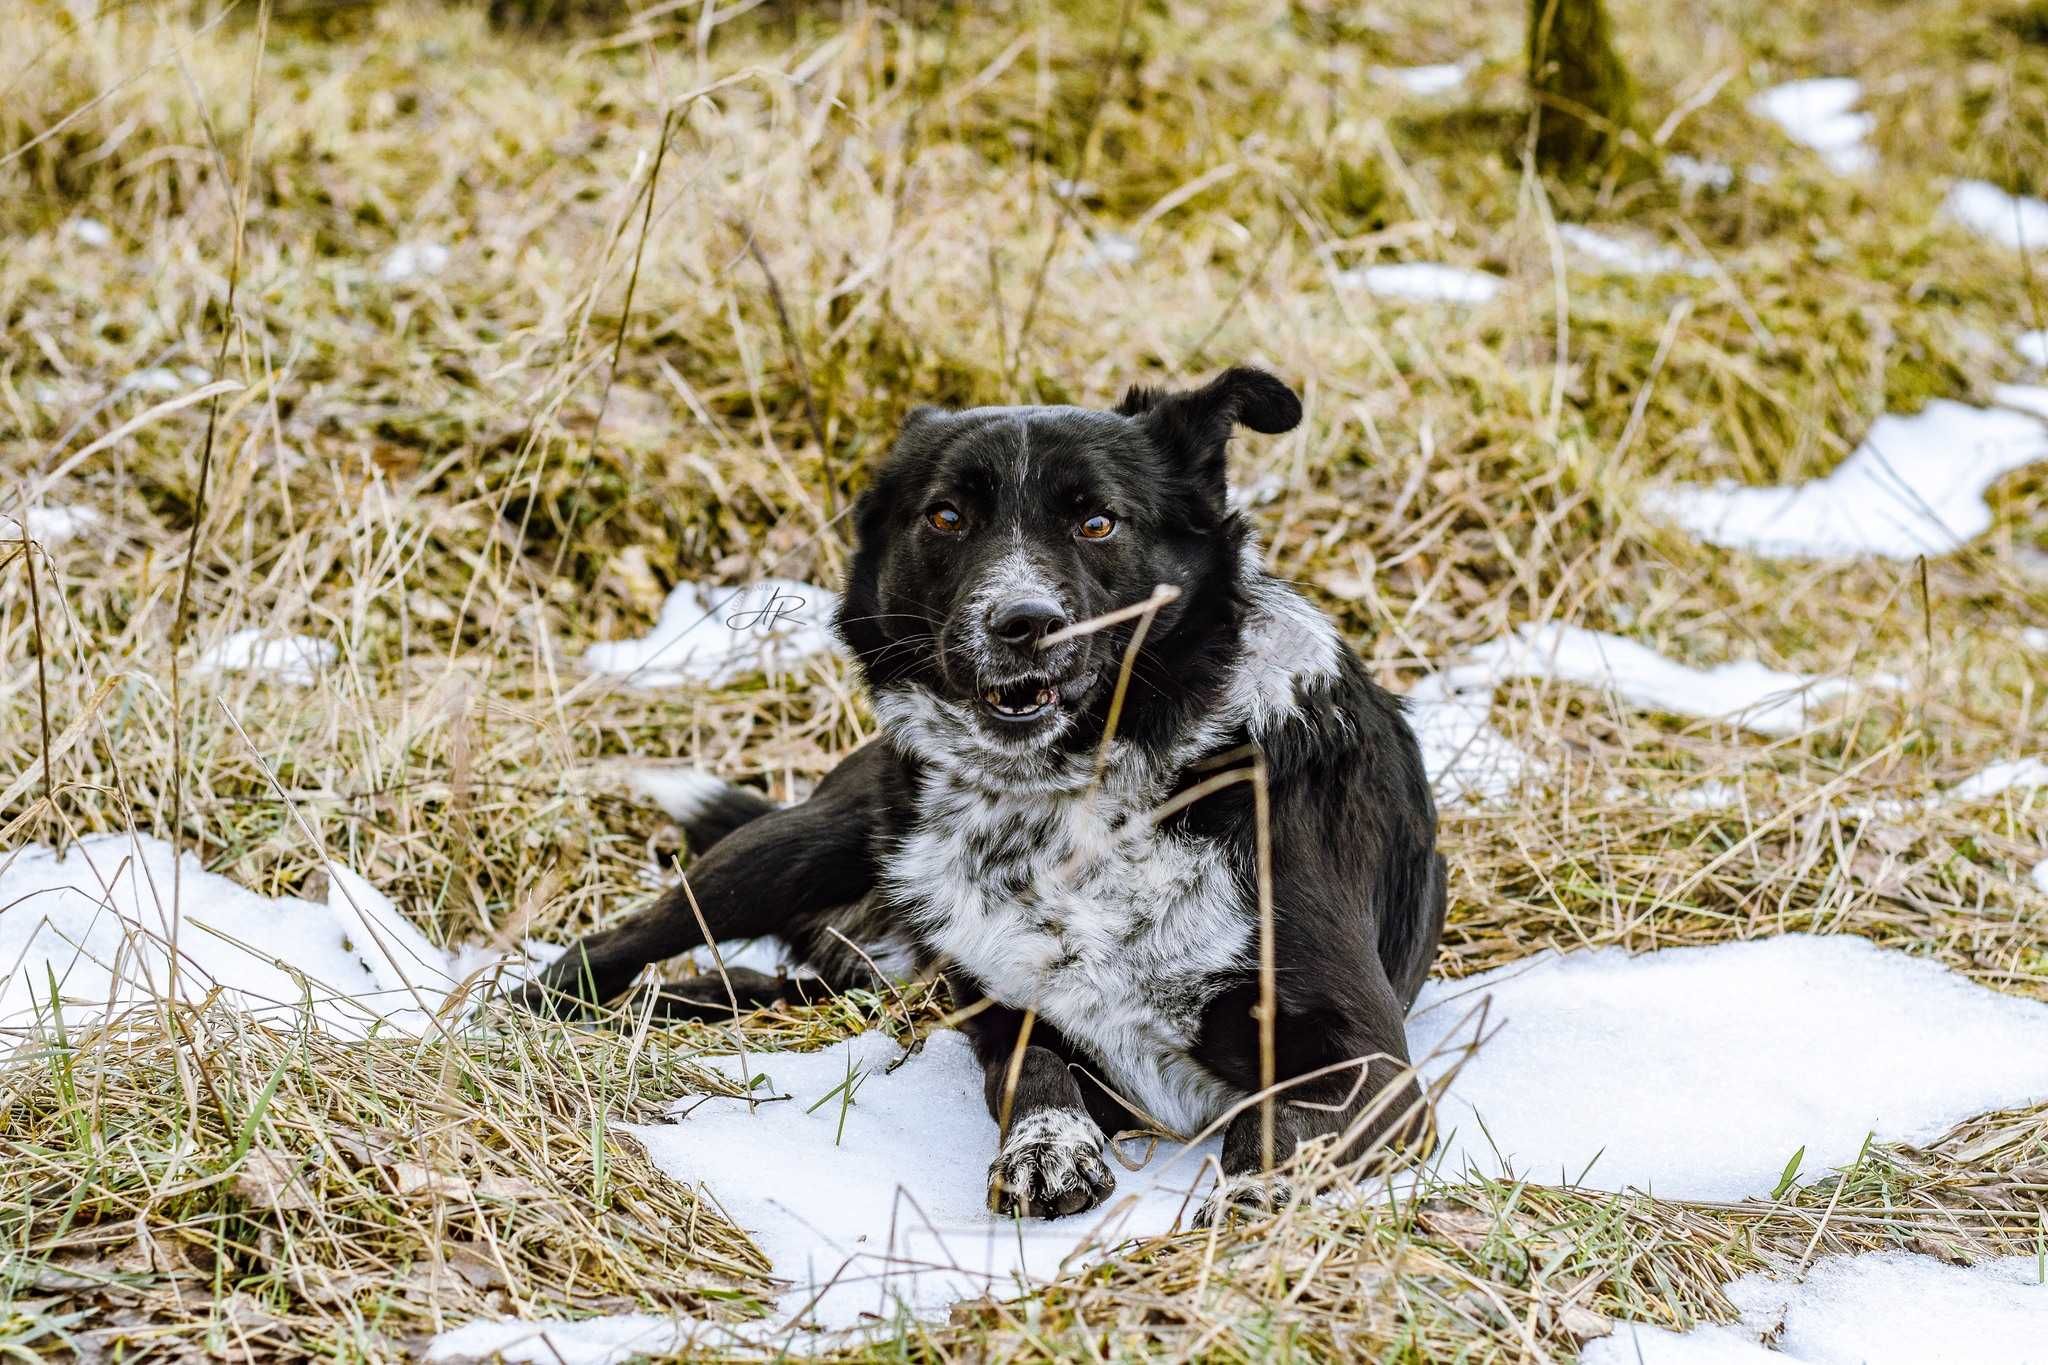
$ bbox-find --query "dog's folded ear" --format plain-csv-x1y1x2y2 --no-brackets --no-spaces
1117,367,1302,496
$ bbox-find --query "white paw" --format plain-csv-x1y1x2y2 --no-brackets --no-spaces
1194,1172,1296,1228
986,1108,1115,1219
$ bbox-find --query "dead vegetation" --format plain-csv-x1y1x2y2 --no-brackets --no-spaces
3,0,2046,1357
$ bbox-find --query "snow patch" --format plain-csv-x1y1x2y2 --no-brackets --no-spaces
1750,78,1875,176
426,1314,699,1364
1665,155,1735,192
1559,224,1712,277
1411,934,2048,1201
1080,232,1140,268
1408,625,1895,802
1943,180,2048,254
1587,1251,2048,1365
381,241,451,283
198,629,336,686
1338,263,1502,306
1642,393,2048,559
2019,331,2048,369
121,366,212,396
68,218,113,249
582,579,838,688
1474,624,1898,738
0,834,463,1051
2,504,102,547
623,1030,1220,1344
1375,61,1470,97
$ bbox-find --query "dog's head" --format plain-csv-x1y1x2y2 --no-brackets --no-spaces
836,367,1302,773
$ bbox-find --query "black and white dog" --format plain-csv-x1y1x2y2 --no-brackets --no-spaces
521,368,1446,1222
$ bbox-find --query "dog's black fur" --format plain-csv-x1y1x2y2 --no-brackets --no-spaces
520,368,1446,1222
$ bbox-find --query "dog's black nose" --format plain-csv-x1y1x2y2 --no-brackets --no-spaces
988,597,1067,647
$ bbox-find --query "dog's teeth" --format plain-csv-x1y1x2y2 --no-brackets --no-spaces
984,689,1001,705
1035,688,1054,706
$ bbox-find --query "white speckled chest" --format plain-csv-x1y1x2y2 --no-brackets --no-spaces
882,771,1253,1135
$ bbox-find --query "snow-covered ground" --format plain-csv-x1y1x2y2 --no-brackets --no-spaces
1943,180,2048,254
381,240,451,283
424,933,2048,1356
583,578,839,687
1559,225,1713,277
1373,61,1471,97
1410,934,2048,1200
1749,78,1875,176
1642,390,2048,560
2,503,102,547
1586,1251,2048,1364
0,834,478,1049
197,629,337,686
1337,262,1502,305
1408,624,1894,801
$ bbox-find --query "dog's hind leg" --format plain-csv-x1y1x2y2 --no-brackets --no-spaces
515,743,896,1018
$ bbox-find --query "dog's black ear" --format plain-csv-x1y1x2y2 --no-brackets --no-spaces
1118,367,1301,494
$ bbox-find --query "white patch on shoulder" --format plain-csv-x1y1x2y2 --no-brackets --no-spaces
1228,557,1344,735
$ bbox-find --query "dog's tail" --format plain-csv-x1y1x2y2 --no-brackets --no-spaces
629,769,776,852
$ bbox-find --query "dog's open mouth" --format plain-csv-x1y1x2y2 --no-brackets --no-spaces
979,677,1060,723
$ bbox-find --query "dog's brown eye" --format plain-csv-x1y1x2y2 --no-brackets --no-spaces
1078,513,1117,540
927,504,962,534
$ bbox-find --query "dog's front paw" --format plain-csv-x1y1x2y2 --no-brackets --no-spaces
986,1109,1115,1219
1194,1172,1296,1228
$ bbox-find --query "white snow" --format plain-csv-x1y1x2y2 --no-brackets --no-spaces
1338,263,1502,306
1587,1252,2048,1365
426,1314,699,1364
1666,155,1735,192
2,504,102,547
1408,625,1894,801
2020,331,2048,368
121,366,213,396
1945,757,2048,803
68,218,113,249
380,241,451,283
0,834,465,1051
1558,224,1712,277
1476,624,1897,737
1081,231,1140,268
623,1029,1220,1345
582,578,838,688
1642,392,2048,559
197,629,336,686
2033,859,2048,895
1749,78,1875,176
2023,627,2048,652
1375,61,1470,97
1410,934,2048,1201
1943,180,2048,254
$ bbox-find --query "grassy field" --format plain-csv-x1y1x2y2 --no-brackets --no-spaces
4,0,2047,1357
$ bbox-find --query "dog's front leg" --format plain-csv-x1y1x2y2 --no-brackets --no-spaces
961,1000,1116,1219
1198,983,1430,1226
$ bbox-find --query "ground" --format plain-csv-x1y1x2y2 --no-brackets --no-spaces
3,0,2047,1359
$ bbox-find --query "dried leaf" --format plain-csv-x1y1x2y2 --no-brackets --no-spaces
233,1149,316,1213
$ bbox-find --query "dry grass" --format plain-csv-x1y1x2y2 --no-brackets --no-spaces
3,0,2047,1357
